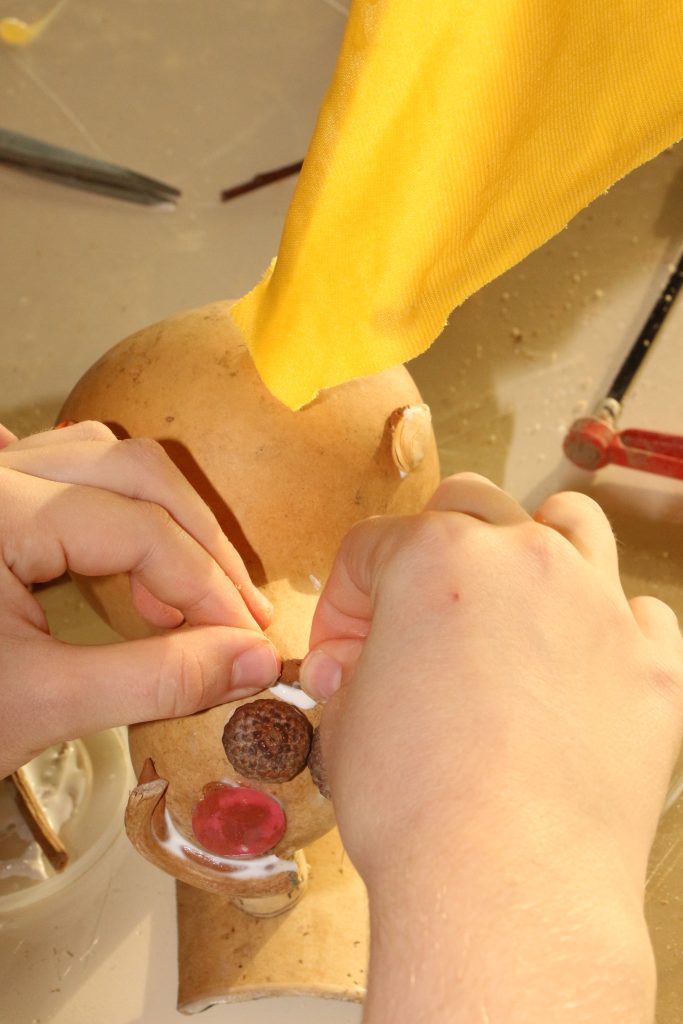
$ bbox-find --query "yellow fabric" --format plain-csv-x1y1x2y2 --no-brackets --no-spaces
232,0,683,410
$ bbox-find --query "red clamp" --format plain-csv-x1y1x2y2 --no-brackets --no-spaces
564,401,683,481
563,253,683,480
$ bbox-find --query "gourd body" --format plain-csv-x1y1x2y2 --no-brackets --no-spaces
59,300,440,893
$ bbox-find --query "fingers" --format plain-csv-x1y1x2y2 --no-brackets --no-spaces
9,626,281,763
308,474,526,649
425,473,530,525
301,476,634,707
0,419,114,451
307,515,394,649
533,491,620,581
0,425,272,628
630,595,682,650
2,470,259,631
302,473,529,702
301,515,399,702
0,424,18,449
130,576,185,629
300,639,364,703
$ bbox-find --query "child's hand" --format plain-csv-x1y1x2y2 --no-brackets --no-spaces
0,422,280,778
301,474,683,1023
303,473,683,1024
302,472,683,881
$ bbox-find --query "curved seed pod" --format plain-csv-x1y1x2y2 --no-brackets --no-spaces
389,404,433,474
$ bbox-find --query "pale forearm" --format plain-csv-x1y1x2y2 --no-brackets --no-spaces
362,830,655,1024
365,904,654,1023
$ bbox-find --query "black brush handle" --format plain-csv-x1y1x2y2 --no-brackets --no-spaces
608,250,683,404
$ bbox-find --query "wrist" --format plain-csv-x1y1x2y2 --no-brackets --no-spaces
365,894,654,1024
364,844,654,1024
360,801,655,1024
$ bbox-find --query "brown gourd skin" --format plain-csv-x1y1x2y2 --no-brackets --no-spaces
59,300,440,890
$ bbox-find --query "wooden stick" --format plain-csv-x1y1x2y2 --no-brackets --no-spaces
11,767,69,872
220,160,303,202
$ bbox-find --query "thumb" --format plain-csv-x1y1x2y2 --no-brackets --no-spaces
301,514,407,703
27,627,281,751
300,638,364,703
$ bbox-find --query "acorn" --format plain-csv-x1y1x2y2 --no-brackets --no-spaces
308,727,331,799
222,699,313,783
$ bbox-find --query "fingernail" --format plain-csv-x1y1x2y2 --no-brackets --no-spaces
300,651,342,703
232,644,280,691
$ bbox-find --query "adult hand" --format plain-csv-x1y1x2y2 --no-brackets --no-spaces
300,473,683,1023
0,421,280,779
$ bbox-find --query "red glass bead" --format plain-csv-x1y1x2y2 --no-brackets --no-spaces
191,783,286,858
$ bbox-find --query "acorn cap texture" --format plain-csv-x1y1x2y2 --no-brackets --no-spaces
222,699,313,783
308,727,331,799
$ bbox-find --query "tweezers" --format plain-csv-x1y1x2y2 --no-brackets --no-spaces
0,127,181,206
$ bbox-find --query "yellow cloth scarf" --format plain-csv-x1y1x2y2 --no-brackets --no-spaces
232,0,683,410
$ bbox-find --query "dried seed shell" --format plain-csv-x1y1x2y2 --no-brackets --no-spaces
389,403,432,474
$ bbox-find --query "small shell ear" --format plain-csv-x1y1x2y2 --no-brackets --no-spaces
387,404,433,475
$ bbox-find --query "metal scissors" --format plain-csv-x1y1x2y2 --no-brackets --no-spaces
0,127,181,206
